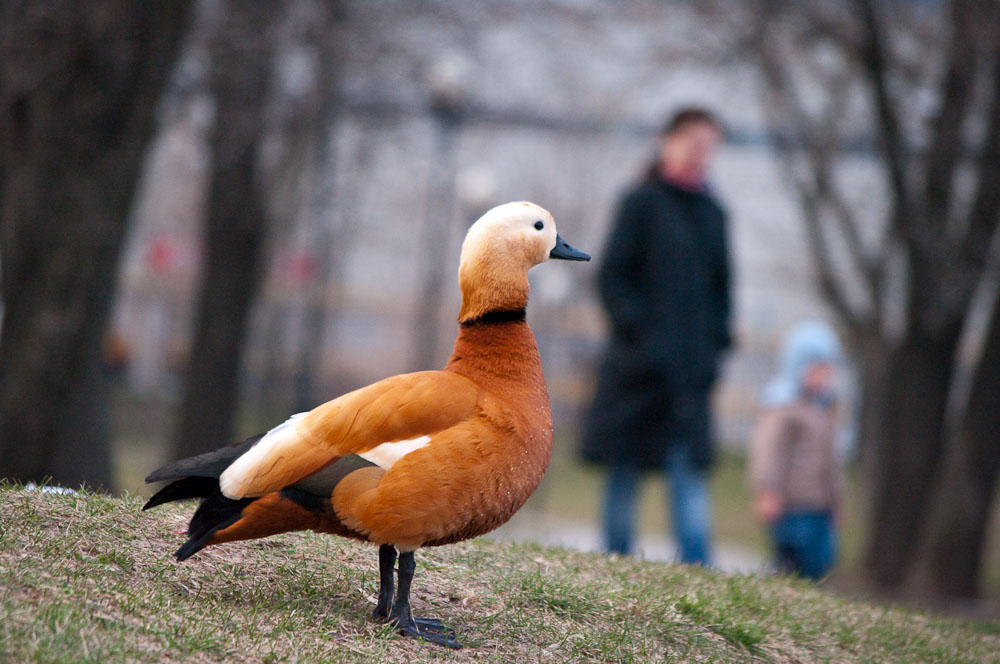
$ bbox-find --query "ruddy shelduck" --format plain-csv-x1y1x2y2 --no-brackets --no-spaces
144,201,590,648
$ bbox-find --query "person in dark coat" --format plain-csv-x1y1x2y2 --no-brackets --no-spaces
580,107,732,565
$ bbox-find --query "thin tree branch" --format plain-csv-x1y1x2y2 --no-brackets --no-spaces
808,149,880,308
797,177,864,331
810,65,878,285
763,84,864,330
750,6,869,333
854,0,911,246
924,0,978,235
961,24,1000,270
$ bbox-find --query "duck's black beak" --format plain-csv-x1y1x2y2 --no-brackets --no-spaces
549,234,591,261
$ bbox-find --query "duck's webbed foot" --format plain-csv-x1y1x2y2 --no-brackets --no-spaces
392,611,461,648
384,549,462,648
412,617,456,636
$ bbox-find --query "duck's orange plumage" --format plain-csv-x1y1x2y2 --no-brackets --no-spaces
143,201,590,648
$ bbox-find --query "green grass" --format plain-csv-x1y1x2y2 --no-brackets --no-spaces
2,486,998,663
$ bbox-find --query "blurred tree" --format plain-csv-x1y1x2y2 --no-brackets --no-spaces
257,0,345,414
288,111,366,412
0,2,192,488
172,0,339,457
409,56,467,372
745,0,1000,597
171,0,273,459
911,279,1000,597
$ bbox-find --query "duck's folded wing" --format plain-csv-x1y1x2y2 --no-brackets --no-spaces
218,371,479,499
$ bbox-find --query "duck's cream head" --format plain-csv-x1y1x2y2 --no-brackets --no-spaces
457,201,590,322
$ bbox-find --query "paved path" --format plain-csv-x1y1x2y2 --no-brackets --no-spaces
491,508,767,574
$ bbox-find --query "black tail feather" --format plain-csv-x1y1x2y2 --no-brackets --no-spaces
144,434,265,561
175,493,253,561
175,528,227,562
144,434,264,484
142,477,220,511
187,492,254,543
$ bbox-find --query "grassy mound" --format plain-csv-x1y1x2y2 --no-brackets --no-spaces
1,485,997,663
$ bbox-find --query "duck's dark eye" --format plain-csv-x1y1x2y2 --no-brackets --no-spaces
534,220,544,231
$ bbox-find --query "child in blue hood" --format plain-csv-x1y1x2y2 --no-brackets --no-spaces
748,320,844,580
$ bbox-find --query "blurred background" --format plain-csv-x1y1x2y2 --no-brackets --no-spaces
2,0,999,609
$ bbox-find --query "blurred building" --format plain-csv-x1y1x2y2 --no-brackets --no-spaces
113,0,871,449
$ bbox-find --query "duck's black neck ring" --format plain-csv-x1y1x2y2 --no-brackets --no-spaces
460,308,527,327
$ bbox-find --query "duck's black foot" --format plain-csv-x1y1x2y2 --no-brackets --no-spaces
377,548,462,648
395,616,462,648
412,617,457,637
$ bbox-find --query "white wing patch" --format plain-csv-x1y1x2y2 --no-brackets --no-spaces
219,412,308,499
358,435,432,470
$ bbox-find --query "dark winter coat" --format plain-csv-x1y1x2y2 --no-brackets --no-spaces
580,176,732,470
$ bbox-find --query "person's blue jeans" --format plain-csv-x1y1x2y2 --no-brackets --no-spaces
771,510,836,580
602,444,712,565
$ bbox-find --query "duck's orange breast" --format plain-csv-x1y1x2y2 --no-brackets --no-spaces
334,316,554,550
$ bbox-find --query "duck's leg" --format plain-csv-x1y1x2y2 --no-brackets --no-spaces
373,544,396,621
390,550,461,648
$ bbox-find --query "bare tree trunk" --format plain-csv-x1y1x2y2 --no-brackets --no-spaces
295,115,374,401
410,114,460,371
854,331,890,486
908,293,1000,598
864,329,959,588
274,1,343,412
293,123,340,412
172,0,273,458
0,2,192,488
